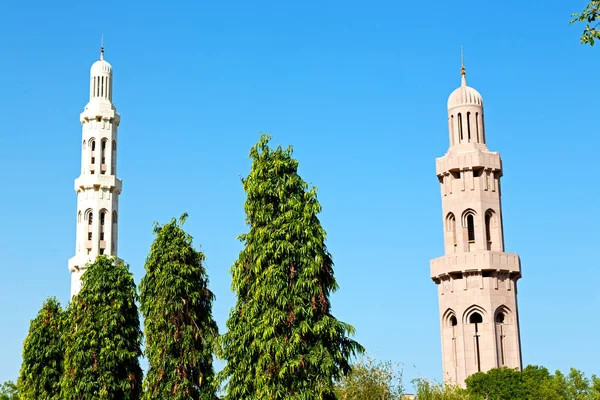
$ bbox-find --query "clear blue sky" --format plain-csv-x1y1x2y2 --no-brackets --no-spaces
1,0,598,387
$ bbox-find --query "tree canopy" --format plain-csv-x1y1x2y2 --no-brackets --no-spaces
61,256,143,399
219,134,364,399
571,0,600,45
140,213,219,399
465,366,600,400
0,381,18,400
17,297,64,399
335,357,405,400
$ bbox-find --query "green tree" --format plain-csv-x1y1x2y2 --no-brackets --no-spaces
411,378,473,400
0,381,18,400
554,368,597,400
465,367,524,399
591,375,600,399
61,256,142,399
571,0,600,45
17,297,64,399
335,356,404,399
464,365,599,400
140,214,219,399
219,134,363,399
520,365,562,400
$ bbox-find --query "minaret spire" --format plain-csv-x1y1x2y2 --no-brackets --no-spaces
100,34,104,60
460,45,466,86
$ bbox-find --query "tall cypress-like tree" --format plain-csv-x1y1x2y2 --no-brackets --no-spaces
18,297,64,399
61,256,142,399
219,134,364,399
140,214,219,399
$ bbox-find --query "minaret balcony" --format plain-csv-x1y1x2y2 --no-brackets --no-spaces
75,175,122,193
80,104,119,122
430,250,521,280
436,150,502,176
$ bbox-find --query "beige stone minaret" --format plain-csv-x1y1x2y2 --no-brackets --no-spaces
430,59,523,385
68,43,122,297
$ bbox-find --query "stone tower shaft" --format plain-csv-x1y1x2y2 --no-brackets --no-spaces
68,45,122,297
430,65,523,385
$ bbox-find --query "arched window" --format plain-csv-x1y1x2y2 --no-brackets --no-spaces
85,210,93,243
447,213,457,249
112,211,118,252
495,312,505,323
450,115,455,146
469,312,483,324
101,140,107,174
77,211,82,223
467,214,475,242
470,312,483,372
99,210,107,243
90,139,96,165
485,212,493,250
475,112,480,143
111,141,117,175
444,309,457,327
458,113,463,142
451,314,458,374
481,114,486,143
495,307,509,367
467,112,472,142
444,309,459,376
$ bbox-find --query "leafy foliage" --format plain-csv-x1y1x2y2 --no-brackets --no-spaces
0,381,18,400
17,297,64,399
412,378,472,400
219,134,364,399
335,356,405,399
466,366,540,399
140,213,219,399
571,0,600,45
61,256,143,399
465,366,600,400
552,368,600,400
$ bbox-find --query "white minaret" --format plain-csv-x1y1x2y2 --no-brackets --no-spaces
430,59,523,385
68,43,122,297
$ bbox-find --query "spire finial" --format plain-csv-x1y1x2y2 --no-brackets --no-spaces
460,45,466,86
100,34,104,61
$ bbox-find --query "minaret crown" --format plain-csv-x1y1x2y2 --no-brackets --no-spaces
446,61,486,147
89,43,113,102
90,58,112,76
447,65,483,110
